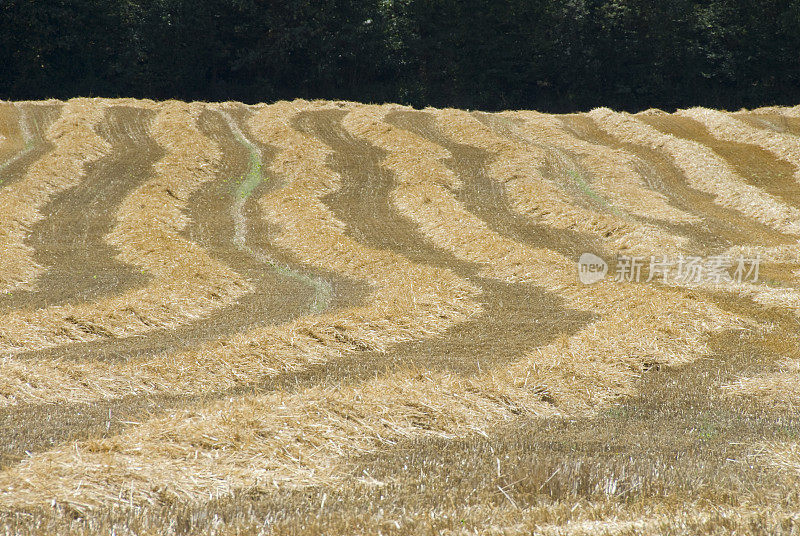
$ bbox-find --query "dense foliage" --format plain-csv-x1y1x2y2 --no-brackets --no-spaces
2,0,799,111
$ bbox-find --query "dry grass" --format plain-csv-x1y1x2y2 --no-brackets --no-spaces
0,99,480,407
0,98,109,294
0,103,26,164
0,369,562,511
3,321,768,512
341,104,745,380
2,99,800,534
679,107,800,187
0,101,743,511
433,108,687,257
342,104,565,284
0,101,252,356
647,107,800,312
588,107,800,236
6,499,800,535
504,110,698,225
749,104,800,118
589,107,800,316
759,442,800,475
249,101,481,355
5,331,800,532
722,358,800,406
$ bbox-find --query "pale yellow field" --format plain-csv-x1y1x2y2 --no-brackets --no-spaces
0,99,799,535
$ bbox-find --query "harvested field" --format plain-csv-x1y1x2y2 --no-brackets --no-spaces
1,99,799,535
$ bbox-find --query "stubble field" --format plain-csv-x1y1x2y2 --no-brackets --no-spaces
1,98,800,534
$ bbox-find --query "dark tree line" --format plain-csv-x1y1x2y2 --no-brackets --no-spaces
2,0,799,111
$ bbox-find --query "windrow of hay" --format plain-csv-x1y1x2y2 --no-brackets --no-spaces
0,100,780,517
213,105,332,313
748,105,800,116
663,108,800,278
502,110,698,225
0,101,252,355
0,101,733,508
733,283,800,317
588,107,800,236
570,108,800,318
756,442,800,475
0,104,26,165
342,104,566,285
432,108,686,257
247,101,480,354
340,105,743,403
0,285,747,512
0,369,562,511
0,99,107,295
678,107,800,187
777,105,800,118
721,358,800,405
590,108,800,312
96,97,160,110
0,99,481,407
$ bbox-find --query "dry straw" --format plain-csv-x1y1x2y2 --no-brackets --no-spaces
0,103,25,163
342,104,565,284
0,296,741,510
0,100,768,512
341,104,744,399
677,106,800,263
748,106,791,115
679,107,800,186
0,100,252,355
0,98,522,509
722,358,800,405
531,504,800,536
757,442,800,475
248,100,480,352
776,105,800,117
0,368,564,511
588,107,800,236
433,108,686,257
0,99,481,407
576,108,800,317
506,110,698,225
0,98,108,294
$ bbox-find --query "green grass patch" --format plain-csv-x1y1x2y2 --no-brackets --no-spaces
566,169,622,216
229,125,332,314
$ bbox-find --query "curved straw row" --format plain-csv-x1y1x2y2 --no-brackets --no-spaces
0,99,108,294
506,110,698,224
588,107,800,237
433,108,687,257
0,100,776,512
0,101,252,355
679,107,800,186
343,105,741,377
0,100,480,407
343,105,564,284
0,367,566,510
0,103,744,510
